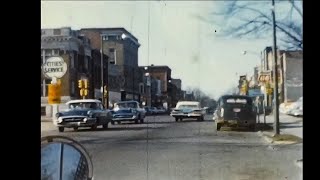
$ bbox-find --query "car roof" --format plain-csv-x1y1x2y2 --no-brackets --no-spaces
66,99,102,104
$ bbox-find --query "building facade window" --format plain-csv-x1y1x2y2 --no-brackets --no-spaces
109,48,116,64
71,81,75,95
53,29,61,35
84,56,89,70
70,53,75,68
41,79,51,97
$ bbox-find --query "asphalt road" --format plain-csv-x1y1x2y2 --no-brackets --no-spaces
41,115,302,180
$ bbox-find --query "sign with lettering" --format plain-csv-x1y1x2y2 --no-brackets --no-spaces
42,56,67,78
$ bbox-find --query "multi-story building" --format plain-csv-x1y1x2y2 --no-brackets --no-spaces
41,27,97,116
261,46,303,105
79,28,143,103
140,65,172,107
171,79,182,90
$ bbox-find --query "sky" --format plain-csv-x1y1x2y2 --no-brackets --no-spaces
41,1,284,99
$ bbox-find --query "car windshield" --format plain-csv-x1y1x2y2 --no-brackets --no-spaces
68,102,100,110
41,1,302,179
226,98,248,104
115,109,133,113
115,102,138,109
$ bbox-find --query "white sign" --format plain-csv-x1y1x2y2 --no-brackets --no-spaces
42,56,67,78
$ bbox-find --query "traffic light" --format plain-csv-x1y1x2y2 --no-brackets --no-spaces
84,89,88,96
80,88,84,96
84,79,89,89
78,80,83,88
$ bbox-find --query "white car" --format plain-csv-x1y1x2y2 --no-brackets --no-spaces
287,97,303,117
170,101,205,122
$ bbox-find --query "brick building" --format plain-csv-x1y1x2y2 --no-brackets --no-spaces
41,27,96,116
79,28,143,102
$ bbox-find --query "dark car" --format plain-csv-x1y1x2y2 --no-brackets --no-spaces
215,95,257,131
54,99,113,132
111,108,143,124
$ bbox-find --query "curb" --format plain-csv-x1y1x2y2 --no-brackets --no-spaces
41,117,52,122
257,131,302,145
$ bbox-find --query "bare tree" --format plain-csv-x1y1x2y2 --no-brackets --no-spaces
200,0,302,50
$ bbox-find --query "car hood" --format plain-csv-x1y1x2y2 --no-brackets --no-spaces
59,109,90,116
113,113,135,116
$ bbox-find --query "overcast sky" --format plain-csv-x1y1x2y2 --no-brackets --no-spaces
41,1,281,99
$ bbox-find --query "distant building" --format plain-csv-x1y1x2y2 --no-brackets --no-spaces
171,79,182,90
140,65,172,107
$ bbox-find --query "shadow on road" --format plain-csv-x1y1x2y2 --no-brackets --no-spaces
64,126,164,132
221,123,273,132
279,125,302,129
144,119,213,124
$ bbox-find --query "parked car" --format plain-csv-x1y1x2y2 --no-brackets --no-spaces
54,99,112,132
215,95,256,131
279,97,303,117
111,108,143,124
170,101,205,121
287,97,303,117
113,100,146,121
157,107,167,114
144,107,153,116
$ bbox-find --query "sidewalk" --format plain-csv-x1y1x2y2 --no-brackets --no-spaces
41,116,52,122
258,113,302,144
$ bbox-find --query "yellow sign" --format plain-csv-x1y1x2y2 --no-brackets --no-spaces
48,84,61,104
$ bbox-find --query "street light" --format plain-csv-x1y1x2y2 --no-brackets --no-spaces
100,35,106,108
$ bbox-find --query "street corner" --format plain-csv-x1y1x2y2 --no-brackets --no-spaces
41,116,53,122
260,132,302,145
272,134,302,144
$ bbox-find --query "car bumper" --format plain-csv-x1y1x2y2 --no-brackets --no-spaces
170,113,203,118
216,119,255,127
112,117,138,121
54,118,97,127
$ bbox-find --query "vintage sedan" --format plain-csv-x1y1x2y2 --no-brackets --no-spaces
54,99,112,132
215,95,256,131
111,108,143,124
113,100,146,121
170,101,205,121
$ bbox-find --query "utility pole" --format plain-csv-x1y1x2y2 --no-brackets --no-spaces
272,0,280,135
100,35,105,107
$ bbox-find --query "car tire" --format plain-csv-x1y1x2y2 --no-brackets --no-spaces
175,117,179,122
73,127,78,131
102,123,108,129
179,118,183,122
135,119,139,124
58,127,64,132
111,121,115,125
249,124,256,131
91,125,97,130
117,121,121,124
140,118,144,124
216,123,221,131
